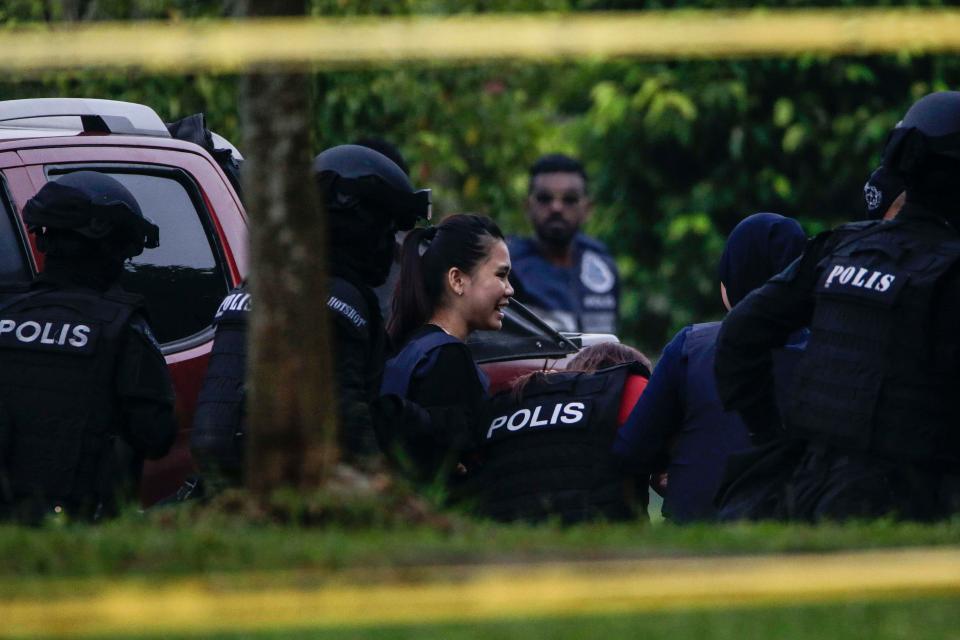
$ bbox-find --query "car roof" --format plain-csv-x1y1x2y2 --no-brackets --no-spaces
0,97,216,157
0,98,170,137
0,130,223,156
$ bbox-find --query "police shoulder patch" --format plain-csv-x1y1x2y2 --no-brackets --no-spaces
214,290,251,320
327,278,370,332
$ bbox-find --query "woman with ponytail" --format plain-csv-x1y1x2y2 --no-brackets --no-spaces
380,214,513,481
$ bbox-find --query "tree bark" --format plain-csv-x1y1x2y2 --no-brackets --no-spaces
239,0,339,493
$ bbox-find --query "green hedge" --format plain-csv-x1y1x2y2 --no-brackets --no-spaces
3,1,958,353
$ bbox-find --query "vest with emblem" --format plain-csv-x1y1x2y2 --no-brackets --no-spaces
192,284,250,481
788,219,960,464
0,282,140,518
508,234,619,334
470,363,639,523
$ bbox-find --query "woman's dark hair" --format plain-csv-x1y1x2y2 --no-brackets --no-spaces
510,342,651,401
387,213,505,346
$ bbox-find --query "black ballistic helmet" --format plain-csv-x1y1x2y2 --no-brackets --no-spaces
882,91,960,179
312,144,431,231
23,171,160,259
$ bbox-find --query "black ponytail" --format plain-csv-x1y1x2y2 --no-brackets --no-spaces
387,214,504,347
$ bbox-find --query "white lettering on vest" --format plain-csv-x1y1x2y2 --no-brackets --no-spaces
824,265,845,288
851,267,869,287
823,263,897,293
0,319,14,335
486,415,508,440
486,401,589,440
560,402,585,424
69,325,90,348
877,274,896,292
529,405,549,427
39,322,57,345
16,321,41,343
550,403,563,423
507,409,531,431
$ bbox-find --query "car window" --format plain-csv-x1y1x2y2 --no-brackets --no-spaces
0,181,29,283
50,168,227,346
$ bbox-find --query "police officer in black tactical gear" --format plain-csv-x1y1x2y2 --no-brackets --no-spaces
191,144,430,486
189,282,250,490
0,171,175,522
318,144,431,458
714,92,960,522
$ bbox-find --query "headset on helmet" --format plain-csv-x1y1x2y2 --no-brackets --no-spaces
882,91,960,177
312,144,431,231
23,171,160,259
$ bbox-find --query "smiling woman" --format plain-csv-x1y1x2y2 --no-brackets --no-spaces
379,214,512,483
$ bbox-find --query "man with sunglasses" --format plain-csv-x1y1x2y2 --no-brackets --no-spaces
508,154,620,334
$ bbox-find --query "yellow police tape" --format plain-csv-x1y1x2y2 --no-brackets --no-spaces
2,546,959,637
3,9,960,73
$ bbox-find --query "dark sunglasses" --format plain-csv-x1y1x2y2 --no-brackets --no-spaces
533,191,583,206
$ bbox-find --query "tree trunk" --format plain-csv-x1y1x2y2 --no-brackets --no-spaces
239,0,339,494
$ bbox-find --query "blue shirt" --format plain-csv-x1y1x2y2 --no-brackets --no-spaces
508,233,619,333
613,322,807,522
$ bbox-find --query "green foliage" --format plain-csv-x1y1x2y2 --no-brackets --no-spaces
3,1,960,352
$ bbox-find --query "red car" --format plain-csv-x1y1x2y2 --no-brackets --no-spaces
0,98,616,505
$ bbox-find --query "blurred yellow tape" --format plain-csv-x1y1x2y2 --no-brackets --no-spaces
2,9,960,72
2,547,959,637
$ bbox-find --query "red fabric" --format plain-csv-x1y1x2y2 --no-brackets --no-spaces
617,374,648,427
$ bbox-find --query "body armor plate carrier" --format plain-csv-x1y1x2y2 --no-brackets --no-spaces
470,363,641,523
0,283,140,518
788,219,960,465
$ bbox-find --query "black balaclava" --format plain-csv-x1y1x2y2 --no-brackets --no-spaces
39,230,125,291
718,212,806,308
328,202,396,287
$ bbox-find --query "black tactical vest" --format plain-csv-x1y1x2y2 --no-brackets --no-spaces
788,219,960,464
191,284,250,483
469,363,641,523
0,282,140,518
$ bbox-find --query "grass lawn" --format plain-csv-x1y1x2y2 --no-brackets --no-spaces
23,596,960,640
1,510,959,578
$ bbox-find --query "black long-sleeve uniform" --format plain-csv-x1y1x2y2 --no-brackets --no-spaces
714,205,960,520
